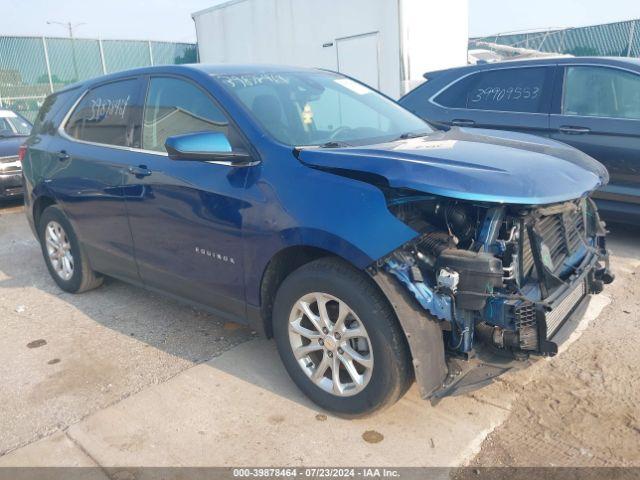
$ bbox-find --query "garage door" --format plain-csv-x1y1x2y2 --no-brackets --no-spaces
336,32,380,90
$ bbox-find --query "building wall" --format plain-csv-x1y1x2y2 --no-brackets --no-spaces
194,0,468,98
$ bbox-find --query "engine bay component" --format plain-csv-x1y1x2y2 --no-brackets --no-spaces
437,268,459,293
436,249,503,310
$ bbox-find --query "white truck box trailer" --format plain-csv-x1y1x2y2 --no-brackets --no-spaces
192,0,468,99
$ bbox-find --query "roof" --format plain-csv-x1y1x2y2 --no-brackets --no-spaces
425,56,640,77
53,63,322,94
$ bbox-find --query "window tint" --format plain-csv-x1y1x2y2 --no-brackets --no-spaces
142,77,232,152
65,79,144,147
435,67,550,113
563,66,640,120
33,88,78,135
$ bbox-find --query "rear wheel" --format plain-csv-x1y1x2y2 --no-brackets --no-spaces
38,205,103,293
273,258,412,417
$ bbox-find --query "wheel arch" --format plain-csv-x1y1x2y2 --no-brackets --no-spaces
32,195,58,233
257,244,340,338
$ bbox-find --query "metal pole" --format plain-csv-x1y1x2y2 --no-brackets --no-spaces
98,38,107,74
627,20,636,57
148,40,154,65
0,42,4,107
42,37,54,93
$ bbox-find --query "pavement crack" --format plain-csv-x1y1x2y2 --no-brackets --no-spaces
64,429,112,479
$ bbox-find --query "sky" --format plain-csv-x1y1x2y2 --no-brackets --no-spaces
469,0,640,37
0,0,639,43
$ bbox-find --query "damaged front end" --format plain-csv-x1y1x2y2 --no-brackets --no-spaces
369,191,614,400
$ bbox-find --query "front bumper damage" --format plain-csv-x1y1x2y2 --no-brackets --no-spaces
368,198,614,400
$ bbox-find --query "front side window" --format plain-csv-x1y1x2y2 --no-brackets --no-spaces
563,66,640,120
213,71,429,147
435,67,550,114
65,78,144,147
142,76,234,153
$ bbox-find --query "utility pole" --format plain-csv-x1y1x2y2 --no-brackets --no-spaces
47,21,86,39
46,21,87,83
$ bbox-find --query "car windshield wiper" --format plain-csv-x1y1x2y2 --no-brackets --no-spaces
318,140,352,148
397,131,431,140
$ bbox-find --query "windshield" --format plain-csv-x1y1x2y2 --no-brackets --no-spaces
213,71,431,147
0,112,32,136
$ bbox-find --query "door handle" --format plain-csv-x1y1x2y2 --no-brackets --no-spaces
559,126,591,135
451,119,476,127
57,150,70,161
127,165,152,177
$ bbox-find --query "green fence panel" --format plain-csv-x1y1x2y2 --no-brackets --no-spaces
471,19,640,58
0,35,197,121
101,39,151,73
0,36,51,99
151,41,198,66
46,38,104,88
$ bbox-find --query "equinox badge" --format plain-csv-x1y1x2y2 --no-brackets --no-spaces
194,247,236,264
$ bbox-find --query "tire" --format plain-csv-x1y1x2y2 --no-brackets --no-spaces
273,257,413,417
38,205,103,293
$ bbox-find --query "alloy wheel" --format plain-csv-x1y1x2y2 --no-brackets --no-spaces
288,292,374,397
45,221,74,281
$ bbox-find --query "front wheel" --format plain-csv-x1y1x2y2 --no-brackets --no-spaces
273,258,412,417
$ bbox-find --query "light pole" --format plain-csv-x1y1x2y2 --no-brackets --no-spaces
46,21,87,39
46,21,87,82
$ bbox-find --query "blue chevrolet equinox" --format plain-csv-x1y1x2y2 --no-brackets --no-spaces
22,64,614,416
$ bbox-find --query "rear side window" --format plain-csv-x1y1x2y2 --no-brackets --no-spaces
563,66,640,120
32,89,78,135
435,67,551,114
65,79,144,147
142,76,233,153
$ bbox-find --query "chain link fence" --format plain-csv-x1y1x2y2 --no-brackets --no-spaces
0,36,198,121
470,18,640,59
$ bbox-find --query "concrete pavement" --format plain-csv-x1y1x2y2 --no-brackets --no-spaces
0,202,627,469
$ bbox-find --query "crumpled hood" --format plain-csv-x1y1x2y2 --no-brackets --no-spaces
297,127,609,205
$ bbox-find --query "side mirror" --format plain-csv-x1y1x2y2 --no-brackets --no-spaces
165,131,252,164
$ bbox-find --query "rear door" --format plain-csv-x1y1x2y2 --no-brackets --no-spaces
429,65,556,136
48,77,146,281
550,65,640,212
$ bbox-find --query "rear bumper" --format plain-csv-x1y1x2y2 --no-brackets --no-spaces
0,172,23,198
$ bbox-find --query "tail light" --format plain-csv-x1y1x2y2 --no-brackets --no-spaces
18,144,27,162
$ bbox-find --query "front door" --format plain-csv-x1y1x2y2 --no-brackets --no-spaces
550,65,640,213
124,75,250,319
431,65,555,136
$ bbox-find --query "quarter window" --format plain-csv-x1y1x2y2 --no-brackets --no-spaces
435,67,551,114
563,66,640,120
142,77,234,153
65,79,144,147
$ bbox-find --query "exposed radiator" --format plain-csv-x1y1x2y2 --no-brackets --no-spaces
545,281,587,338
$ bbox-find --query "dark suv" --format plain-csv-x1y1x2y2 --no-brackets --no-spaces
22,64,613,416
400,57,640,224
0,109,31,198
